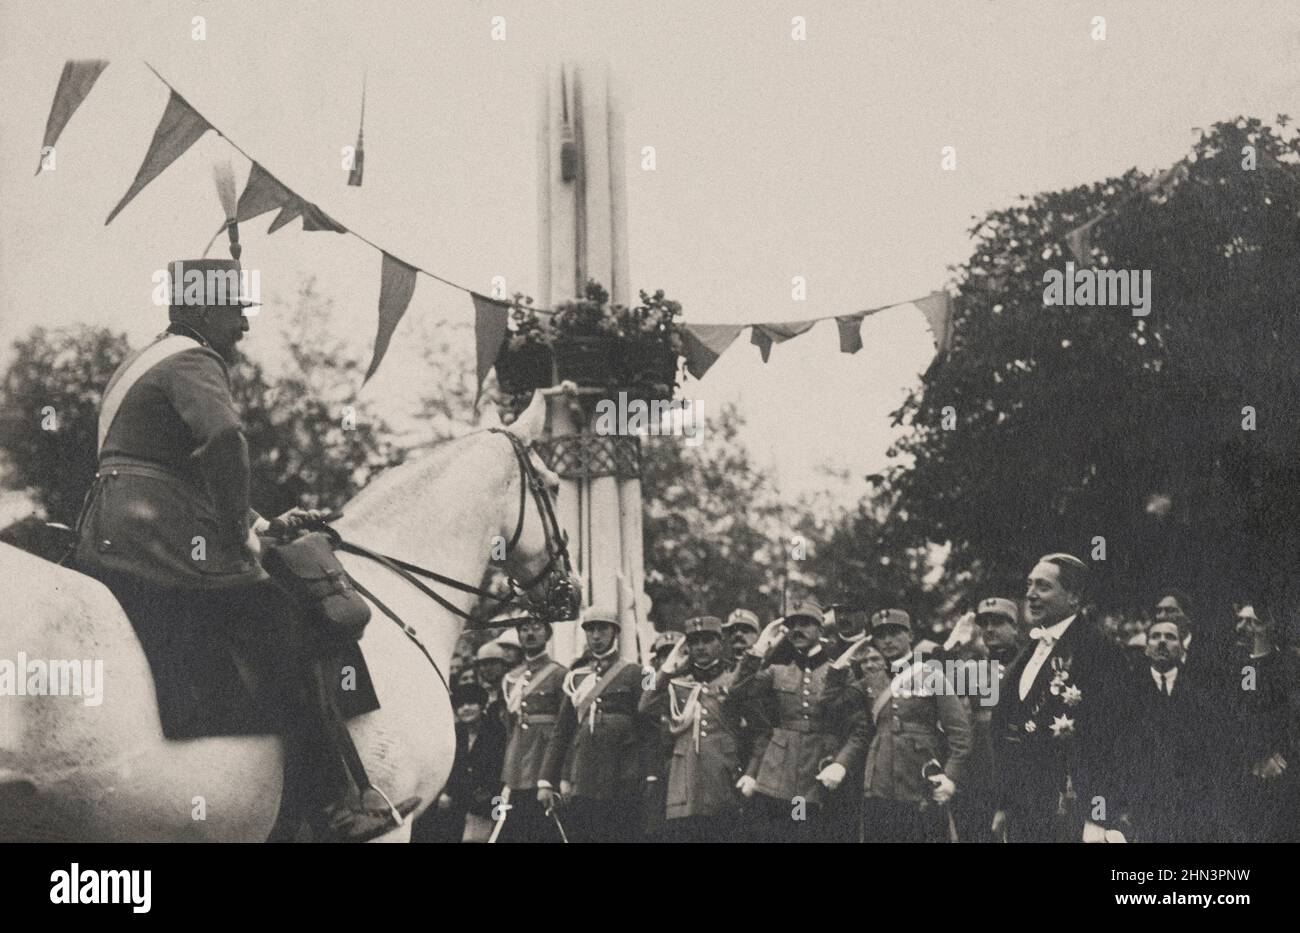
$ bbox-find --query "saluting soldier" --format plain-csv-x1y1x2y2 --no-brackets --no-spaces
726,599,869,842
493,612,567,843
640,616,763,843
643,630,686,841
540,606,648,842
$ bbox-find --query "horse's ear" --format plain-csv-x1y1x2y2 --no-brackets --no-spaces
508,391,548,443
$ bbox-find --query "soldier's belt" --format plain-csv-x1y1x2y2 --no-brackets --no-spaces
777,721,835,735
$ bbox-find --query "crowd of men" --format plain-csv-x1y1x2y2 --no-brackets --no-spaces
414,552,1299,844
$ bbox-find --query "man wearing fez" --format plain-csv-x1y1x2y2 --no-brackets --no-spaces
640,616,764,843
727,599,869,842
540,607,647,842
74,257,413,840
990,554,1129,842
1119,617,1224,842
494,612,567,843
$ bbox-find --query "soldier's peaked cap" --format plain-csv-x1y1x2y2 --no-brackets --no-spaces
683,615,724,638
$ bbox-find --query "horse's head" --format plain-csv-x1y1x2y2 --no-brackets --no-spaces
489,393,581,624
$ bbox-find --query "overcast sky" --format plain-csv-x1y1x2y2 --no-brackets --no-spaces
4,1,1300,503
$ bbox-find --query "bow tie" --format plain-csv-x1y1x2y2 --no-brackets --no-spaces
1028,627,1057,645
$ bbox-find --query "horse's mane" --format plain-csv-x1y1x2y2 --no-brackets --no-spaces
342,432,491,527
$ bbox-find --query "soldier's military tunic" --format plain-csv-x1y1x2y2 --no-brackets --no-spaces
541,654,647,842
640,661,762,842
858,660,972,842
496,652,567,843
728,646,868,842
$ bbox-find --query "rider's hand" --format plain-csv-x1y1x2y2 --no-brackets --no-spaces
735,775,757,798
267,507,329,538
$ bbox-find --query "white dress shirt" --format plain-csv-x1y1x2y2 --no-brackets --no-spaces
1019,614,1075,701
1150,665,1178,696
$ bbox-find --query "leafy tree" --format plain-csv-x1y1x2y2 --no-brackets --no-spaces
883,116,1300,622
641,403,804,626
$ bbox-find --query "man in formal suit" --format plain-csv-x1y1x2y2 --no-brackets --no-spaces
726,599,868,842
640,616,762,842
541,607,647,842
1152,588,1226,697
990,553,1128,842
494,614,567,843
412,683,506,843
1120,619,1222,842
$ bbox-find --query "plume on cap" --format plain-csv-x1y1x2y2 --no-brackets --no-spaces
206,159,241,260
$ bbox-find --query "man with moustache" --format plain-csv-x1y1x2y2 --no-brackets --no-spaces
726,600,868,842
1120,617,1222,842
73,257,412,841
494,613,567,843
540,607,646,842
852,609,972,842
640,616,762,842
990,554,1129,843
723,609,761,658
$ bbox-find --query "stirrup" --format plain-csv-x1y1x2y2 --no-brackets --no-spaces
325,791,421,843
361,785,418,829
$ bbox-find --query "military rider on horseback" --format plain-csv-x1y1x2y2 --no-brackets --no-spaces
74,257,417,841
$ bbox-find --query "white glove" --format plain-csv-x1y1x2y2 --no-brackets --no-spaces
816,762,847,791
943,612,977,652
928,772,955,804
1082,820,1107,843
753,618,788,655
735,775,757,798
661,638,690,675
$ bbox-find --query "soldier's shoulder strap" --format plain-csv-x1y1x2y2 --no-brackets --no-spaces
97,333,202,453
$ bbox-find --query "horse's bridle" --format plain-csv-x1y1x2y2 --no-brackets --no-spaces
330,428,579,628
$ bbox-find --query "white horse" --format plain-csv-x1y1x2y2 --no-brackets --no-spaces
0,395,564,841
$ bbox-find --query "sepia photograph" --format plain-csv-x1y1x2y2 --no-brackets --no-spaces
0,0,1295,907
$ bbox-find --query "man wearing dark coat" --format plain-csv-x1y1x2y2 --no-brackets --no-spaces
540,607,647,842
495,614,567,843
1119,618,1224,842
990,553,1129,843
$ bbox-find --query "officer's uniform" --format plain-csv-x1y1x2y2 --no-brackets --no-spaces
643,630,686,840
852,609,973,843
727,600,868,843
495,643,568,843
640,616,763,843
540,609,647,842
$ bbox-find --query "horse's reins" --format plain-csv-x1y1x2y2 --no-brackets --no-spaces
320,429,574,697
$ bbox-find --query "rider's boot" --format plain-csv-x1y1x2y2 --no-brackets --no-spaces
300,656,420,842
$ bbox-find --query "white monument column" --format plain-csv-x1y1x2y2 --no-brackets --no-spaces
536,62,652,665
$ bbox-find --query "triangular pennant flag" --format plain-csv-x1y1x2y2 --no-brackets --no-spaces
680,323,743,379
472,292,512,399
236,162,295,223
914,291,955,354
268,198,307,233
106,90,210,224
1064,215,1104,266
301,202,347,233
36,59,109,174
750,320,817,362
835,314,865,353
364,252,419,383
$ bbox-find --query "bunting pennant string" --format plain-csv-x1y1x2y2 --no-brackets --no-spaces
36,59,109,174
44,58,965,384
